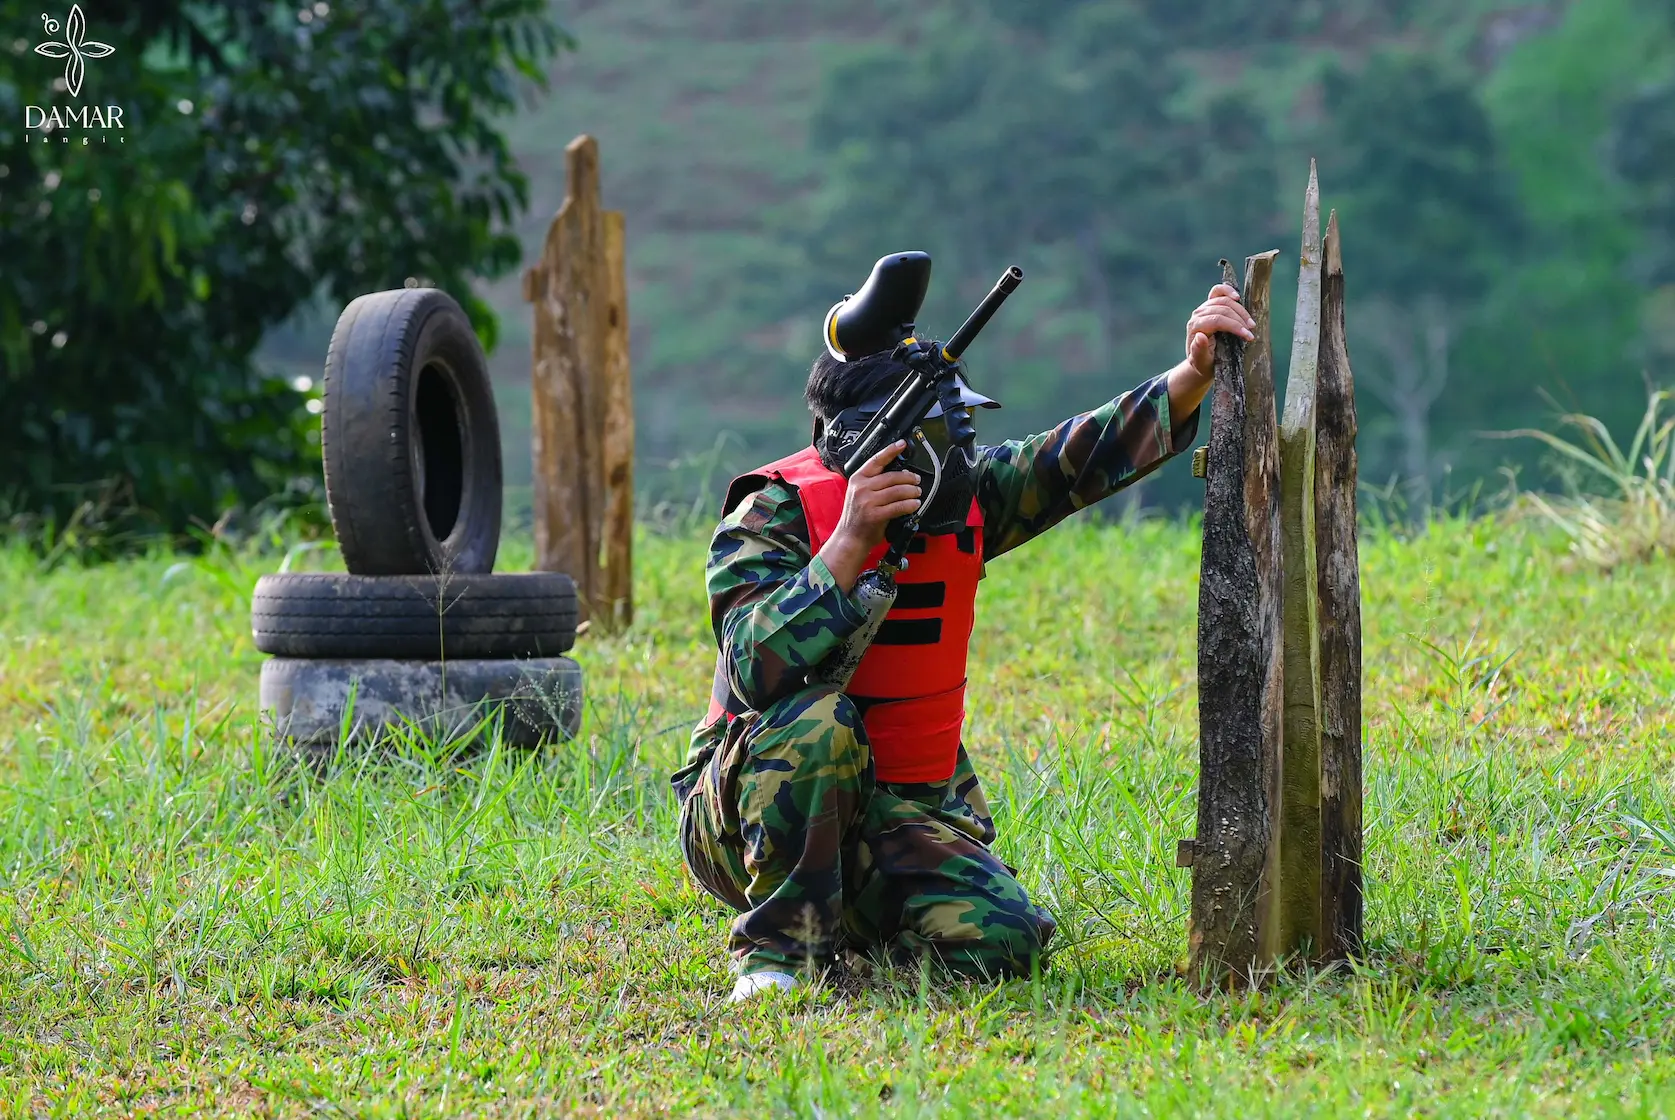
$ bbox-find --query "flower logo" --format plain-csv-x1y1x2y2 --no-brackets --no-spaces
35,6,113,98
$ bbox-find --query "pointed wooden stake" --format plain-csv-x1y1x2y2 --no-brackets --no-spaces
1188,164,1365,981
600,209,635,629
1272,159,1326,960
527,135,635,631
1316,209,1363,960
1191,250,1283,986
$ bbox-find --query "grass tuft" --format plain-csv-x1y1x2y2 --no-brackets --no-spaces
1498,388,1675,570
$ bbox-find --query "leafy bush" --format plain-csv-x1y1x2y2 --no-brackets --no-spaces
0,0,566,546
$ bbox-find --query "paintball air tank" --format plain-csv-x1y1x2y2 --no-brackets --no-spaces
807,259,1024,690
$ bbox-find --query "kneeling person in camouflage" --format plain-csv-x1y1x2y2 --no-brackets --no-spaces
672,256,1255,1001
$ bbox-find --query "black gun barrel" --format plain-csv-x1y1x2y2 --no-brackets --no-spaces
941,266,1023,361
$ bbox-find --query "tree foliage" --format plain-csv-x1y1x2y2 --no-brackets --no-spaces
1614,80,1675,287
1322,53,1521,304
6,0,1674,524
804,0,1280,460
1315,50,1525,507
0,0,564,538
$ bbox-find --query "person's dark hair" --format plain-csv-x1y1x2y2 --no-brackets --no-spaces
804,349,909,423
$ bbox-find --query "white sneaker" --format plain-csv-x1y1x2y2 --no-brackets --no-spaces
729,969,799,1003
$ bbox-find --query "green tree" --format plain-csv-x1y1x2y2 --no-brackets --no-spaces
1615,80,1675,288
1615,78,1675,373
0,0,565,540
1319,51,1523,511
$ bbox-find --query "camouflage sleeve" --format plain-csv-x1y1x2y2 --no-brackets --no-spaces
708,479,868,712
976,372,1200,560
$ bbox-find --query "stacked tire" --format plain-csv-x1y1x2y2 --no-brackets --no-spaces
256,288,583,752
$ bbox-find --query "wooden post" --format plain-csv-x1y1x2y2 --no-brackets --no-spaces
1272,160,1326,960
526,135,634,630
1316,210,1363,959
600,210,634,628
1189,250,1283,986
1188,164,1364,980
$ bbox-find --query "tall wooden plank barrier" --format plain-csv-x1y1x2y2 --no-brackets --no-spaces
1186,164,1363,983
525,135,635,629
600,211,635,629
1272,161,1326,960
1185,251,1283,985
1316,211,1364,959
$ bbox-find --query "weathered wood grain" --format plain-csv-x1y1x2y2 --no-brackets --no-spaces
1191,250,1283,987
1316,209,1363,960
528,136,608,622
1272,160,1326,961
599,209,635,630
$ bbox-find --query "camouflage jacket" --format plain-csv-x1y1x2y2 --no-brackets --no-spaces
671,373,1199,799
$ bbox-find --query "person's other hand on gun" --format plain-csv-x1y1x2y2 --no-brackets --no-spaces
819,439,921,592
1168,282,1257,420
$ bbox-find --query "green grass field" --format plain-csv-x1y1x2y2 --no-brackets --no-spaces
3,513,1674,1116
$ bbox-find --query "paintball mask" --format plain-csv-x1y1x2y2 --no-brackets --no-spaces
818,372,999,534
816,251,1003,536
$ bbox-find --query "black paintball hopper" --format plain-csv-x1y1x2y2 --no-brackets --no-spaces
823,251,933,362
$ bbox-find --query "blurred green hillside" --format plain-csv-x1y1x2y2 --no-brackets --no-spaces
485,0,901,513
264,0,1675,519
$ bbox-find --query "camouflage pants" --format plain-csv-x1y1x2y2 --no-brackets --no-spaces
678,687,1056,978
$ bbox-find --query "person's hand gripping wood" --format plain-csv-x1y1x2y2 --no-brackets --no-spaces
1166,283,1258,420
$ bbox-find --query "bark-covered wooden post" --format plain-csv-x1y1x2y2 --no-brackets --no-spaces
525,134,635,630
1186,250,1283,986
600,210,635,629
1316,210,1363,959
1187,163,1364,981
1272,161,1326,960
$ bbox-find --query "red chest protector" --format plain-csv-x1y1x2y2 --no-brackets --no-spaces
703,446,981,783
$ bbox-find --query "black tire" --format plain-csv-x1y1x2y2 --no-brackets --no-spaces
252,572,577,658
322,287,503,575
260,655,584,751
